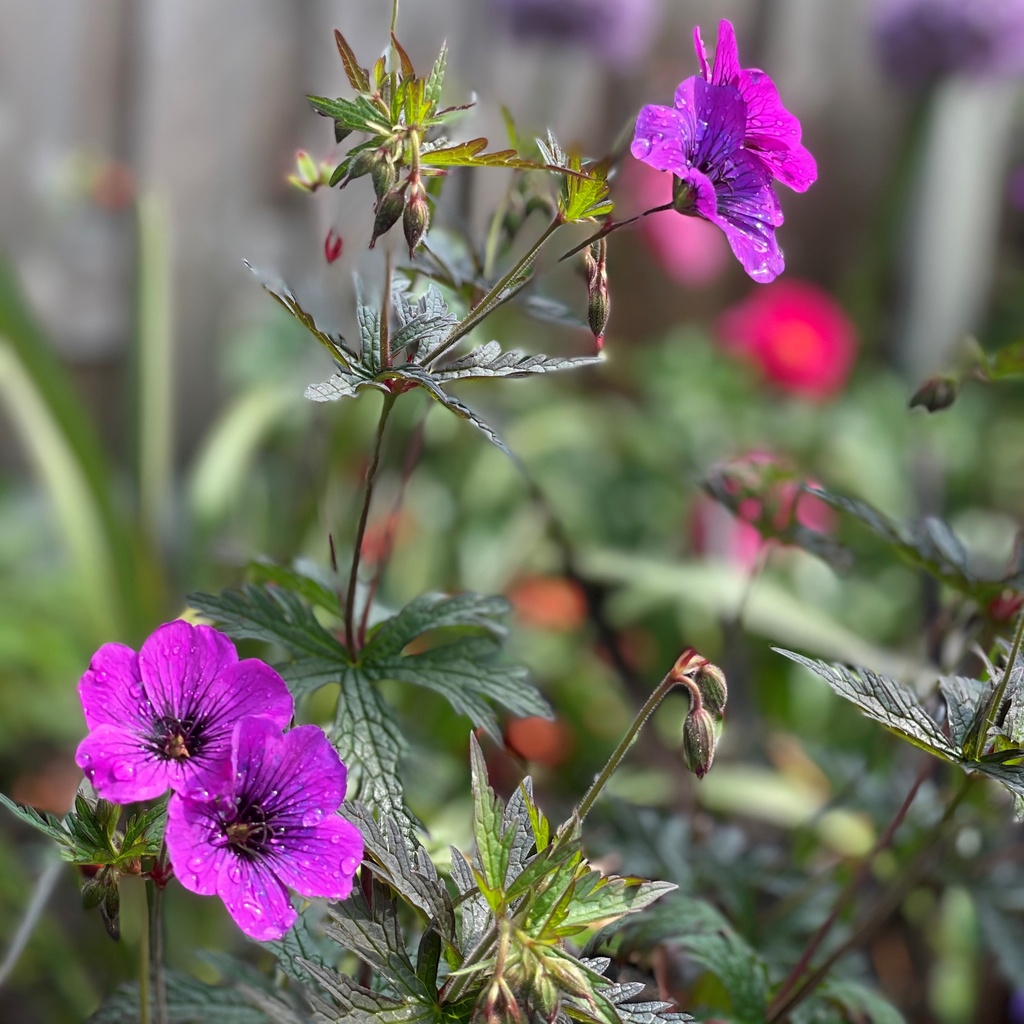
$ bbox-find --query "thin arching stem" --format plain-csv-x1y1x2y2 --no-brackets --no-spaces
345,393,397,652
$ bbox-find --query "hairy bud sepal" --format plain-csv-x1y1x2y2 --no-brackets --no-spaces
682,707,718,779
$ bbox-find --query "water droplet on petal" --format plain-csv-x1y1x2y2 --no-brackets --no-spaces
341,857,358,874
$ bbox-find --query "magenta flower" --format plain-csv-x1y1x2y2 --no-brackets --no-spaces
75,621,293,804
166,717,363,941
631,19,816,282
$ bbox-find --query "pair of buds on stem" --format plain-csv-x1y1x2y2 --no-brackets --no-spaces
671,648,728,779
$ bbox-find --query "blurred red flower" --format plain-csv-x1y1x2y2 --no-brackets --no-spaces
716,280,857,399
507,575,587,631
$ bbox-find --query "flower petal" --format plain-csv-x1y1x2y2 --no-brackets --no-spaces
78,642,148,732
166,793,230,897
693,24,711,80
217,854,296,941
709,19,742,86
631,103,689,174
76,725,171,803
137,621,238,723
706,152,785,283
234,720,347,826
271,815,364,899
736,69,818,192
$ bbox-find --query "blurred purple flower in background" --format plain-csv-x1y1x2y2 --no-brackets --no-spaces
631,20,816,282
167,716,363,941
492,0,660,69
873,0,1024,85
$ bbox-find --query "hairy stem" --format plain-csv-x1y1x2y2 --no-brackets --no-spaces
570,657,701,828
345,393,397,652
146,876,168,1024
767,774,972,1022
766,759,932,1019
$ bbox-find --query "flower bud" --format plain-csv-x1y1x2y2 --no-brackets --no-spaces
288,150,332,192
371,153,398,201
695,663,728,717
403,182,430,257
909,374,959,412
342,147,378,187
682,707,717,779
583,238,609,349
370,188,406,248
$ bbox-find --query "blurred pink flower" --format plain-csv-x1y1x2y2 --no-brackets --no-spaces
693,451,836,568
716,281,857,400
624,161,729,286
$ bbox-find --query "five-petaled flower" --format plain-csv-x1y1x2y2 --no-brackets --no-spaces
166,716,364,941
75,621,293,804
631,19,816,282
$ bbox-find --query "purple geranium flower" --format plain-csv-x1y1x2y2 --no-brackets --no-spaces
631,19,816,282
166,717,363,941
873,0,1024,85
76,621,293,804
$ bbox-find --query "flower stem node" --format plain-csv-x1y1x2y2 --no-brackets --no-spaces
682,706,718,779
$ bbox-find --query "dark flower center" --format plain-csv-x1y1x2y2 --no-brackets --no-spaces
152,714,205,762
224,804,276,855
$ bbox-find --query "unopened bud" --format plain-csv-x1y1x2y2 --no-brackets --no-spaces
403,183,430,256
682,707,717,779
370,189,406,248
909,374,959,413
695,663,728,717
342,148,378,187
583,238,609,347
371,154,398,201
288,150,332,192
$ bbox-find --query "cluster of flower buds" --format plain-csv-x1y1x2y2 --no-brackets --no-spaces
582,237,609,350
287,150,334,193
671,647,728,778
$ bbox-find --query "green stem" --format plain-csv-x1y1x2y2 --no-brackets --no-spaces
146,876,168,1024
767,774,972,1023
139,888,150,1024
345,393,397,652
440,919,500,1005
426,218,562,366
570,665,699,828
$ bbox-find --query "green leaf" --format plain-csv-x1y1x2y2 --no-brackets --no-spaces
555,877,676,936
391,283,459,363
424,43,447,107
303,961,439,1024
334,29,371,92
775,650,959,760
537,133,613,223
470,734,509,902
564,960,693,1024
88,970,281,1023
264,910,335,989
431,341,602,383
245,263,358,370
188,582,345,666
343,802,457,946
325,878,433,1001
246,560,342,618
807,978,907,1024
806,486,1024,600
307,94,392,137
384,364,514,456
335,667,414,831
